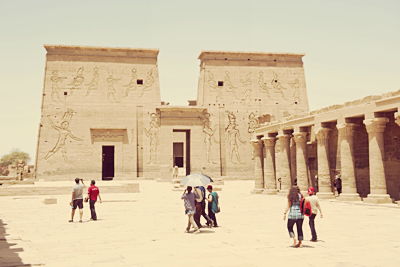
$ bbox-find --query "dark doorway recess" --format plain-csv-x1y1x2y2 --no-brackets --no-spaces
102,146,114,180
173,130,191,175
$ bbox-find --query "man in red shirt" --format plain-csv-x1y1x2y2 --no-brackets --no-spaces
87,180,102,220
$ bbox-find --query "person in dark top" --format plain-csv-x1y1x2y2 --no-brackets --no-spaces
334,175,342,195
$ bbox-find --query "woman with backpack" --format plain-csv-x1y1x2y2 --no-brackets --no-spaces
283,186,304,247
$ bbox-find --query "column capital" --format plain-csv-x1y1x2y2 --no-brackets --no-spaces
261,137,276,147
314,127,331,143
364,117,388,134
337,122,358,138
395,111,400,127
292,131,307,144
250,139,263,147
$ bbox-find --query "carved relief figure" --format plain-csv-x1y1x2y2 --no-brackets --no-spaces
123,68,138,97
223,71,237,91
258,71,271,96
50,70,67,102
45,109,82,161
288,78,301,102
68,67,85,90
270,72,286,99
85,67,99,96
225,112,246,163
138,69,155,97
207,71,223,102
106,74,120,102
248,112,259,133
144,112,160,164
202,111,216,164
240,72,253,102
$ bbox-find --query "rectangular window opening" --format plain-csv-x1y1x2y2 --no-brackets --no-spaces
136,79,143,85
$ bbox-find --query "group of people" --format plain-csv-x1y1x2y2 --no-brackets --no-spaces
69,178,102,222
283,186,323,247
181,185,219,233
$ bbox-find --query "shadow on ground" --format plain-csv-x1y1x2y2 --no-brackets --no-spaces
0,219,32,267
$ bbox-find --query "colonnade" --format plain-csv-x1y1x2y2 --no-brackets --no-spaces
252,117,393,203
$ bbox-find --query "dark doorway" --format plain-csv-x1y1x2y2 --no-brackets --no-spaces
102,146,114,180
173,130,191,175
173,142,184,167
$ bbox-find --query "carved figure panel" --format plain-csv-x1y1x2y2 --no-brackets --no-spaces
201,111,217,164
85,67,99,96
225,111,247,163
144,112,160,164
45,109,82,161
50,70,67,102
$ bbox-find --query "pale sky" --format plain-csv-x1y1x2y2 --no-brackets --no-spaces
0,0,399,162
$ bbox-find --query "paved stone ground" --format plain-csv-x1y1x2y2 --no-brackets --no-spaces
0,180,400,267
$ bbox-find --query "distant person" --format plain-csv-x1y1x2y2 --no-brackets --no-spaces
87,180,102,221
172,165,179,179
194,186,214,228
283,186,304,247
207,185,219,227
181,186,199,233
334,174,342,195
306,187,323,242
69,178,85,223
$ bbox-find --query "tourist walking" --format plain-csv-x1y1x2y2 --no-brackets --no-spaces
181,186,199,233
283,186,304,247
207,185,219,227
194,186,213,228
87,180,102,221
306,187,323,242
69,178,85,223
334,174,342,195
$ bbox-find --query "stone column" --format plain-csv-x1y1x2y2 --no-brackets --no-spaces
337,122,361,201
293,131,308,192
276,133,291,193
251,139,264,194
364,118,392,203
315,126,335,198
262,137,277,194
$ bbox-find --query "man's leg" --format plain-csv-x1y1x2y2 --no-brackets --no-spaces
70,209,76,222
90,200,97,220
194,203,202,228
309,214,317,241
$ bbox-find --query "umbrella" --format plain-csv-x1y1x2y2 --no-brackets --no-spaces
181,173,213,187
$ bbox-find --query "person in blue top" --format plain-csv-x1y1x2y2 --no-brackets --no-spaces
206,185,219,227
283,185,304,247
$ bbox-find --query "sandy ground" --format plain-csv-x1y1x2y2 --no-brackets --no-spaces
0,180,400,267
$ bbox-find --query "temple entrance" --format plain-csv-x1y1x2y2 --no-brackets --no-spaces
173,130,191,176
102,146,114,180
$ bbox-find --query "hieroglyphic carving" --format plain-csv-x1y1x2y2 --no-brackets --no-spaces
258,71,286,99
85,67,99,96
288,78,301,102
68,67,85,90
123,68,138,97
223,71,237,92
106,74,120,102
123,68,155,97
201,111,216,164
240,72,252,101
225,111,246,163
50,70,67,102
144,112,160,164
45,109,82,161
248,112,259,133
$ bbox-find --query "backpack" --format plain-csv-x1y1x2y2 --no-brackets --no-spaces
300,197,312,216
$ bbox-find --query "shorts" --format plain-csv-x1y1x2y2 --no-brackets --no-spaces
72,199,83,209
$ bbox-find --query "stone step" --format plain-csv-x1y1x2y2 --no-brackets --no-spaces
0,181,140,196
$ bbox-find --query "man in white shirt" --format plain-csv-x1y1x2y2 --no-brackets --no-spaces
306,187,323,242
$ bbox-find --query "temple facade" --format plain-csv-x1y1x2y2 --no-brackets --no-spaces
35,45,308,180
251,91,400,203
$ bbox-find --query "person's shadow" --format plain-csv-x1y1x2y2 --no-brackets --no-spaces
0,219,34,266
